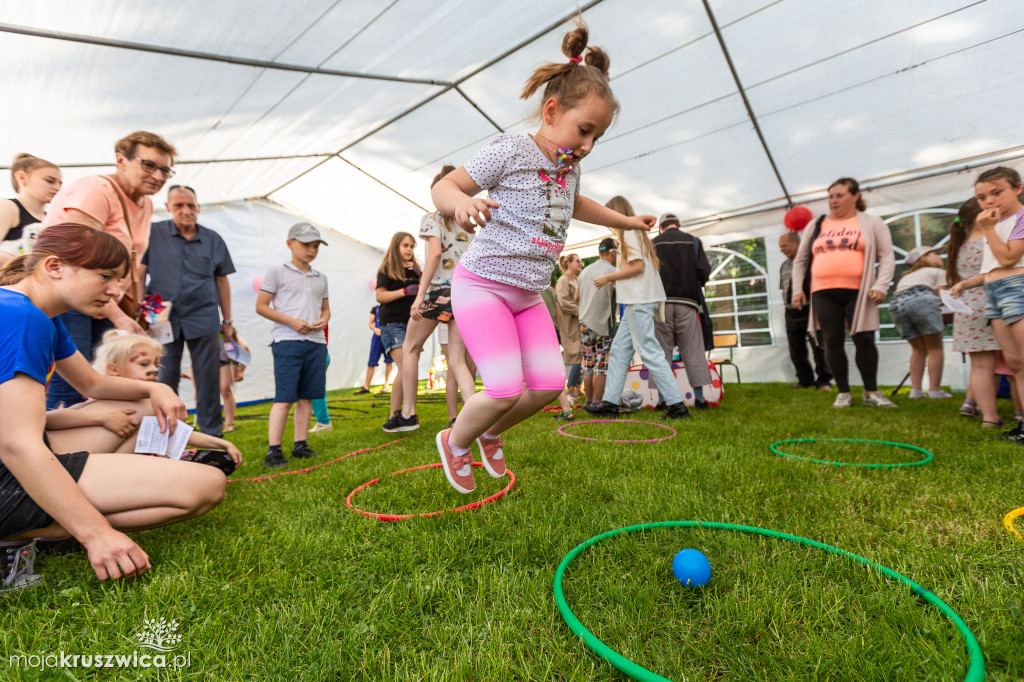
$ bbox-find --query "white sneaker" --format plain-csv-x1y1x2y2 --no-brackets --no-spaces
908,389,926,399
309,422,333,433
832,392,853,408
928,389,953,399
864,391,898,408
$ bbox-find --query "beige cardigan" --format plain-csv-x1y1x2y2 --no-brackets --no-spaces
791,211,895,335
555,273,581,364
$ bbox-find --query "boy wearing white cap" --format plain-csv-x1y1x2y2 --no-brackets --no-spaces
256,223,331,467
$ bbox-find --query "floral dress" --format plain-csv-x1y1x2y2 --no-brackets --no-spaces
953,237,1000,352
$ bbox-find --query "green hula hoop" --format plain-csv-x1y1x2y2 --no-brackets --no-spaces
553,521,983,682
769,438,934,469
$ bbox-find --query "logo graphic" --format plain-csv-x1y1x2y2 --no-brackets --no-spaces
135,618,182,652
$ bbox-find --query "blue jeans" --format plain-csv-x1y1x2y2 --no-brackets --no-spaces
602,302,683,406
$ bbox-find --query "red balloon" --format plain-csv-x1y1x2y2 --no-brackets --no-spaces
784,206,813,231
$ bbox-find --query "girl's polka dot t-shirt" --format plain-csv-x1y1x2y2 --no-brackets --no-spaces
459,133,581,291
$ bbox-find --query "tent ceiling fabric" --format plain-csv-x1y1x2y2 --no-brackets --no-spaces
1,0,1021,250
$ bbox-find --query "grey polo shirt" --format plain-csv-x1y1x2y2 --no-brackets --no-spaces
260,261,329,344
577,259,616,335
143,219,235,339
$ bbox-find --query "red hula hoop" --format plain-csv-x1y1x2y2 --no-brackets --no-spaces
227,439,402,483
557,419,677,444
345,462,516,522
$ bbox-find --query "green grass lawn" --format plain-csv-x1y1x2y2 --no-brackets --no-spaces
2,383,1022,680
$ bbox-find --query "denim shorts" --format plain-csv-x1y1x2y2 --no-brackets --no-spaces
272,340,328,402
0,451,88,538
984,273,1024,325
379,322,407,354
889,286,943,340
367,334,393,367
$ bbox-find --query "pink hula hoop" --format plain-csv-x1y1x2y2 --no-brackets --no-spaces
345,462,516,522
557,419,677,444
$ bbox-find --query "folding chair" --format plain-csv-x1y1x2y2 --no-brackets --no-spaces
709,333,740,383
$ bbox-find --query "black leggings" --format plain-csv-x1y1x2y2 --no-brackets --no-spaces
812,288,878,393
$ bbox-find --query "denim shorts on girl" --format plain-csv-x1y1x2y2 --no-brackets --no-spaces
889,286,943,340
984,273,1024,325
379,322,407,354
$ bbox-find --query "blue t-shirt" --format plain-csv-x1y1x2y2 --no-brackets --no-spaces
0,288,77,388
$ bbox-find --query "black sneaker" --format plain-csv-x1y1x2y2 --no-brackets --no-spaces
292,443,319,459
354,387,370,395
1,540,42,593
584,401,620,418
393,414,420,432
662,402,692,419
192,449,238,475
264,449,287,468
693,399,710,410
382,412,401,433
998,422,1024,442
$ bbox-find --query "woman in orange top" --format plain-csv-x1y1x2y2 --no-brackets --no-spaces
791,178,896,409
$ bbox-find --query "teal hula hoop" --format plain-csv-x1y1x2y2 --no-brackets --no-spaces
769,438,934,469
553,521,983,682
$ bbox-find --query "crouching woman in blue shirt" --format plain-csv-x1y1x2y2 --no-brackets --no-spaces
0,224,226,591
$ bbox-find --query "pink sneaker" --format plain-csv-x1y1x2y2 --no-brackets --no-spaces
436,429,476,494
476,433,507,478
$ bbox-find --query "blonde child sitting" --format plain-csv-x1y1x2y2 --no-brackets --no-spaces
47,331,242,473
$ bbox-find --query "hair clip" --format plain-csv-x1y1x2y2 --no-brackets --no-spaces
954,217,961,223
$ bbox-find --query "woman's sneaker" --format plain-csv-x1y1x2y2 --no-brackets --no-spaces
864,391,898,408
928,389,953,399
476,434,507,478
908,389,926,399
832,392,853,408
584,401,619,418
1,540,42,593
662,402,692,419
437,429,476,494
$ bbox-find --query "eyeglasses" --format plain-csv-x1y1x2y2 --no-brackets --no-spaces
126,154,175,179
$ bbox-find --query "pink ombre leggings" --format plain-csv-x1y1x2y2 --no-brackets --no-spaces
452,265,566,398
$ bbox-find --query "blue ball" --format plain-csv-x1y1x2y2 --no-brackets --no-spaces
672,549,711,587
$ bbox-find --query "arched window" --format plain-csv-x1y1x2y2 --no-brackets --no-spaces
705,240,773,347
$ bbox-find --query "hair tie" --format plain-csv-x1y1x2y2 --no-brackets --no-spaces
568,55,582,65
954,217,961,223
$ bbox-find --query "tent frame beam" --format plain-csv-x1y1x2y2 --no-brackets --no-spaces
700,0,793,208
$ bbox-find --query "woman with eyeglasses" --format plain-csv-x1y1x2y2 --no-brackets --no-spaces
41,130,178,409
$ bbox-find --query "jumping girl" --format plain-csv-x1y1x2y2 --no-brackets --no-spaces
0,154,62,265
951,166,1024,441
375,231,421,433
430,17,655,494
396,165,477,432
0,225,224,591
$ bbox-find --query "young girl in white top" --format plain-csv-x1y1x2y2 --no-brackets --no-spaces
396,165,477,432
586,196,689,419
889,246,951,399
952,166,1024,440
0,154,62,265
430,17,655,494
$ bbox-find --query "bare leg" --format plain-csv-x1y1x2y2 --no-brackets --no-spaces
46,399,153,456
592,373,607,402
383,362,395,392
401,317,439,415
583,374,594,403
968,351,998,422
363,366,375,391
268,402,292,447
220,364,236,428
293,399,311,443
445,321,478,407
907,336,926,390
13,454,226,539
388,348,404,416
991,319,1024,404
556,390,571,412
449,387,561,451
922,333,944,391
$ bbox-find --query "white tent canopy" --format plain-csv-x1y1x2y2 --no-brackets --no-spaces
3,0,1022,253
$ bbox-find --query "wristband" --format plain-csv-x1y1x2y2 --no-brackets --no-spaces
403,284,419,296
222,319,233,325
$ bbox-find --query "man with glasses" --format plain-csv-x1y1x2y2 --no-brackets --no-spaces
140,185,235,437
42,130,177,408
